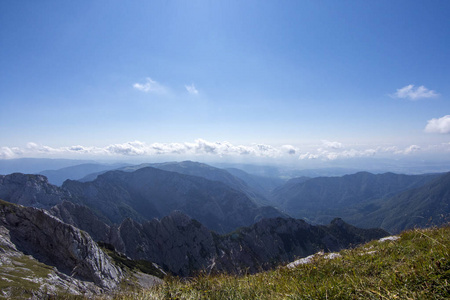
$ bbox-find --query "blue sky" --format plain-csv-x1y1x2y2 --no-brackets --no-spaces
1,1,450,166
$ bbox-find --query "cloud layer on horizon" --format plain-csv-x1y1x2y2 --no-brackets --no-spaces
1,139,447,161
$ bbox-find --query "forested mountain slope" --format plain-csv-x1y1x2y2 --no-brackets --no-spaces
272,171,440,224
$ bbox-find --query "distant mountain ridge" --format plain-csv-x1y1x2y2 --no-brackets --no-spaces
225,167,286,198
353,171,450,233
0,158,94,175
272,171,441,224
134,161,271,205
79,161,278,206
39,163,130,186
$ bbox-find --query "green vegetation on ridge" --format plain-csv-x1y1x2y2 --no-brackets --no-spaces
98,242,166,279
0,255,54,299
113,224,450,299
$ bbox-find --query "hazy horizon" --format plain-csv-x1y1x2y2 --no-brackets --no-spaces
1,1,449,169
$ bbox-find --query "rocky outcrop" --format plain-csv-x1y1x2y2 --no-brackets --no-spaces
112,211,217,276
0,173,70,208
0,199,123,291
0,224,105,297
110,212,388,276
213,217,387,274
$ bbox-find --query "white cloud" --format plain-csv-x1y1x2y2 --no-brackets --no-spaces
425,115,450,134
404,145,420,154
106,141,148,156
151,142,187,155
185,83,199,95
392,84,438,100
133,78,167,94
297,142,424,161
322,140,343,149
69,145,89,152
393,145,420,155
282,145,297,155
325,152,339,160
0,147,23,159
298,152,319,160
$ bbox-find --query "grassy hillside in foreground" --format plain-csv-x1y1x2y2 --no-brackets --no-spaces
114,224,450,299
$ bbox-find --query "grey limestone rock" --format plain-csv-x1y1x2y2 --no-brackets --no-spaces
114,211,218,276
50,201,112,242
0,200,123,290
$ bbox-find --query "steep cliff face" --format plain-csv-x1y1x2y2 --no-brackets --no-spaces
0,173,70,208
50,201,112,242
0,200,123,291
0,224,102,297
113,212,217,276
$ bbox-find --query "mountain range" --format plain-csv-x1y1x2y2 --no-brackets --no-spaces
62,166,284,232
39,163,130,186
2,161,449,234
78,161,278,206
276,171,450,234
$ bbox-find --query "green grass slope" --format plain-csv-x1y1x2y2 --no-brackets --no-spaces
114,224,450,299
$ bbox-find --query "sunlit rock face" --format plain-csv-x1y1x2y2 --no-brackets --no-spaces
0,200,123,291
